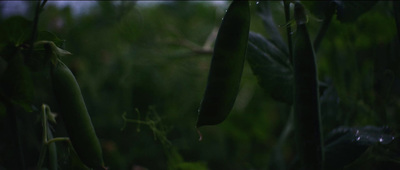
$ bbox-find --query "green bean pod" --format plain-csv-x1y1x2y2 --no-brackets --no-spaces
51,60,104,169
293,2,323,170
196,0,250,127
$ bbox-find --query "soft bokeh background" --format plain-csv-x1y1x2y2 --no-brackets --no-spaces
1,1,399,169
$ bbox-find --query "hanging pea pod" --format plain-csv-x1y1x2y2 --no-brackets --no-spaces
51,59,105,169
293,2,324,170
196,0,250,127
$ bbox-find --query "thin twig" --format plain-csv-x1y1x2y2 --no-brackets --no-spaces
36,104,49,169
37,104,67,169
28,0,47,59
29,1,41,45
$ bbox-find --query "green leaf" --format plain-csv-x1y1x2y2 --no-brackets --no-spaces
0,16,32,47
344,137,400,170
256,1,288,54
246,31,293,104
324,126,395,170
0,50,34,112
37,31,65,48
319,82,341,132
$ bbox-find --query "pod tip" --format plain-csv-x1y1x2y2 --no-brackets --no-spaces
196,128,203,141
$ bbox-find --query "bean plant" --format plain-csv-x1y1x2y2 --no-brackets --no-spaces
0,0,400,169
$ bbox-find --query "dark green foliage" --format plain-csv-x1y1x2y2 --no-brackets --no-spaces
0,16,32,46
256,1,288,54
344,137,400,170
197,0,250,127
0,16,35,111
324,126,395,169
37,31,65,47
246,32,293,104
0,50,34,112
0,1,399,169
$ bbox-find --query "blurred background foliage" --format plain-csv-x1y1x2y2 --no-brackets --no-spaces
0,1,399,169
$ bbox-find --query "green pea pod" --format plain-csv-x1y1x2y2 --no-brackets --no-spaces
51,60,104,169
196,0,250,127
293,2,323,170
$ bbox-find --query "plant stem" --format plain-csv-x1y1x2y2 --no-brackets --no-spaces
28,0,47,55
37,104,65,169
284,0,293,65
42,105,48,142
37,104,49,169
30,1,41,47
